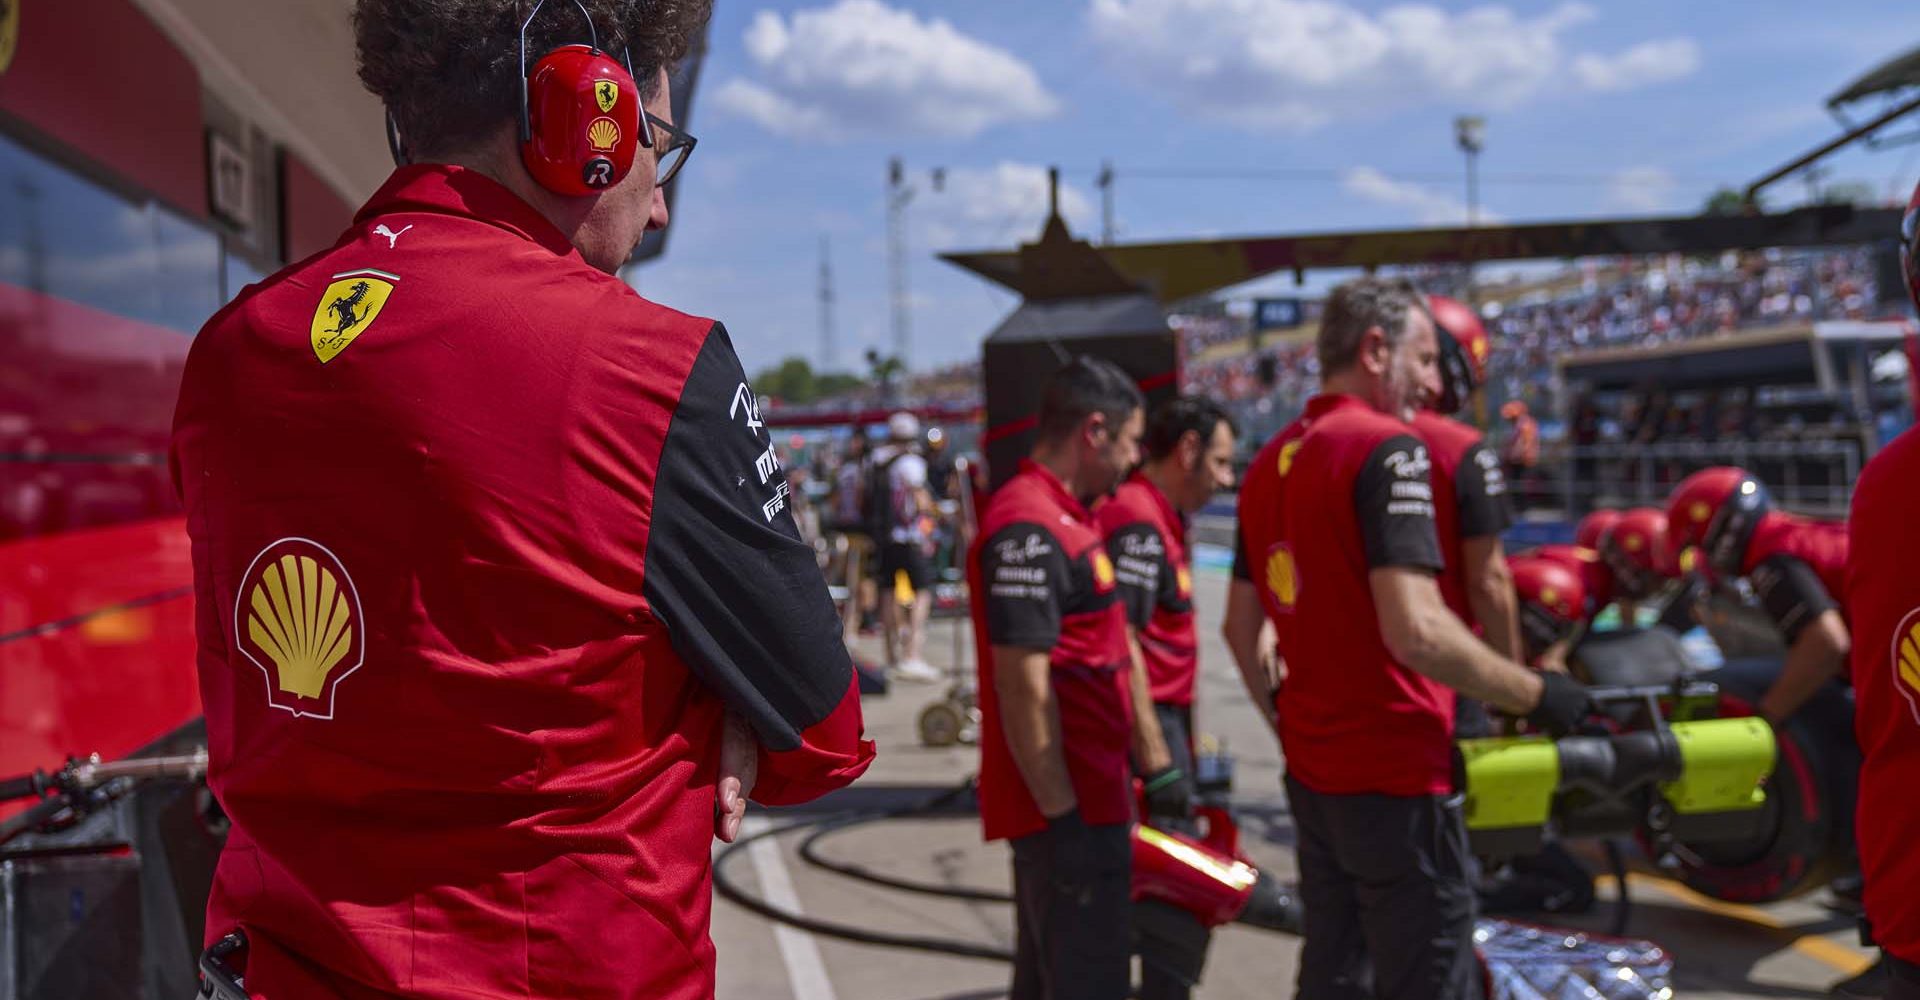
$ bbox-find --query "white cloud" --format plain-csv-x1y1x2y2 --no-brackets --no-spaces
715,0,1060,141
915,162,1097,250
1607,166,1678,213
1572,38,1700,93
1342,166,1496,226
1086,0,1701,130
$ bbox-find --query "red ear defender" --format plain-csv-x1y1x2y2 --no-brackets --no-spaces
522,44,643,196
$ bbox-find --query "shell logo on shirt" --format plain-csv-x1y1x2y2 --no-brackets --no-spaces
235,538,365,720
1894,608,1920,726
1278,440,1303,478
1176,565,1193,599
1265,544,1297,612
1091,550,1117,592
310,269,398,363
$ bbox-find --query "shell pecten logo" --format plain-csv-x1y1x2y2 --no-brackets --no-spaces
1265,545,1297,610
1091,550,1116,591
587,116,622,153
1894,608,1920,726
1278,440,1303,478
236,538,365,720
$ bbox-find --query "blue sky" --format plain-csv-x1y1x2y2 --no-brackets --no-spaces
634,0,1920,376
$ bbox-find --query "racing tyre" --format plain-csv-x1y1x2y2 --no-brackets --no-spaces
1658,658,1857,903
918,701,964,748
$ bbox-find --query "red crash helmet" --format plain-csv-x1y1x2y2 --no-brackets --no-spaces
1428,294,1491,415
1597,506,1673,600
1574,509,1623,552
1666,467,1771,579
1511,555,1588,661
1903,178,1920,313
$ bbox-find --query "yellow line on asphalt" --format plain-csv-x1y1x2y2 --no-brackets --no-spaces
1622,872,1877,976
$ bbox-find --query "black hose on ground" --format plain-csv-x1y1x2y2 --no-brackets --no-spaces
795,782,1014,905
711,778,1017,962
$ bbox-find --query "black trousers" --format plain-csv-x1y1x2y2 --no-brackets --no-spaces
1135,702,1209,1000
1010,820,1132,1000
1285,775,1482,1000
1891,953,1920,1000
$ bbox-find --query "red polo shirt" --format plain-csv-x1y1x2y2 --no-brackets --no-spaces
1274,395,1450,797
1847,428,1920,963
970,460,1134,840
171,165,873,999
1098,473,1198,706
1410,409,1512,625
1743,512,1848,644
1233,412,1314,672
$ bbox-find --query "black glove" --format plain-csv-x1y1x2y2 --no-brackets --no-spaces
1141,766,1193,821
1526,669,1592,737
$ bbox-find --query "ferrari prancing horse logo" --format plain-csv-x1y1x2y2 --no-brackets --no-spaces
595,79,618,113
310,269,398,363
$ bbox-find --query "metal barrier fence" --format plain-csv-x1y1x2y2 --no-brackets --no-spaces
1511,439,1863,518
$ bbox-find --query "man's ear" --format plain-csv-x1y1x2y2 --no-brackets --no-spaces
1359,326,1389,376
1178,428,1203,471
1081,410,1109,451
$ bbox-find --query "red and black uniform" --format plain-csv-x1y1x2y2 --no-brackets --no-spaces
969,459,1133,1000
1100,473,1197,709
1269,394,1478,1000
1742,512,1848,644
1410,409,1512,624
171,165,874,1000
1411,409,1512,738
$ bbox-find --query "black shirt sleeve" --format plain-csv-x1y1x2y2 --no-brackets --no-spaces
1749,554,1838,645
1106,521,1167,630
642,323,851,753
1455,440,1513,539
1353,434,1444,572
980,522,1071,649
1231,525,1252,582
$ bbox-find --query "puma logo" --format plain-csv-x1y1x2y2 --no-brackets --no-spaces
372,223,413,248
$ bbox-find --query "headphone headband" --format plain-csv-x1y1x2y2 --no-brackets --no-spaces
519,0,602,142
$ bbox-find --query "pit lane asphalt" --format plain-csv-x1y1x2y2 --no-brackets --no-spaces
711,569,1876,1000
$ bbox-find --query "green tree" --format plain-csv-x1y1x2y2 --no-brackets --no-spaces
753,356,865,404
1702,187,1761,216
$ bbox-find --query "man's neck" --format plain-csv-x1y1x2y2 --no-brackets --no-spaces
442,137,590,241
1318,368,1372,403
1138,460,1183,516
1030,444,1091,506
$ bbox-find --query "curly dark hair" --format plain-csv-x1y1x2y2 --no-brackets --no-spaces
355,0,712,158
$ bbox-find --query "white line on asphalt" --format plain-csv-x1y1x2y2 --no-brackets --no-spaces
744,815,840,1000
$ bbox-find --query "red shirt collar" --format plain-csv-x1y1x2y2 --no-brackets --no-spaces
1019,459,1092,523
1303,393,1373,420
355,164,582,260
1126,470,1185,536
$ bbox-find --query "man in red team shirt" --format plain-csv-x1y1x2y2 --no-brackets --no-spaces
1847,177,1920,999
1667,467,1850,725
1413,295,1519,737
1265,278,1590,999
1097,396,1236,999
171,3,875,996
970,357,1145,1000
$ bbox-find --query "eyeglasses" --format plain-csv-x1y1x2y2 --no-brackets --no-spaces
646,112,696,187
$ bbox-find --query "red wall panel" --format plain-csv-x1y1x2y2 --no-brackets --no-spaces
283,150,354,262
0,0,206,218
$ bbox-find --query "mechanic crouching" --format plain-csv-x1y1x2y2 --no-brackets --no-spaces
1256,277,1592,1000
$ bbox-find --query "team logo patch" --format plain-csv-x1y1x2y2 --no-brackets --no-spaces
1278,439,1303,478
1690,501,1711,524
1679,547,1699,574
594,79,618,113
1176,565,1193,599
1091,550,1117,592
587,116,621,153
235,538,365,720
1264,544,1297,613
1894,607,1920,726
310,269,398,363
